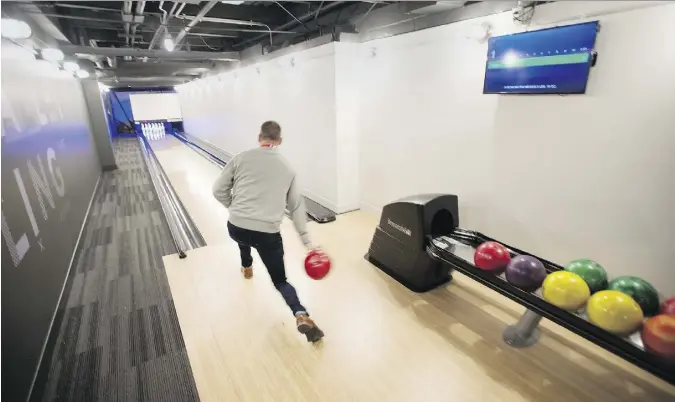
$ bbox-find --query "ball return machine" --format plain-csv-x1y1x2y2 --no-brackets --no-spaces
365,194,675,385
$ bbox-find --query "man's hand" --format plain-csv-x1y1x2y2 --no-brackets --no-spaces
305,243,320,252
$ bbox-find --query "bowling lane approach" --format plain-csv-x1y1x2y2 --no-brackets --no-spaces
147,134,675,402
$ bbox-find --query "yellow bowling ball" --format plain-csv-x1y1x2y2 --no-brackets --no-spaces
542,271,591,311
586,290,644,336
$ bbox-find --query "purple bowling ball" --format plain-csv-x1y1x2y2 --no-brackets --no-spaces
505,255,547,292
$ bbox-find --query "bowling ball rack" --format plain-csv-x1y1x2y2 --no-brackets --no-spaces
427,230,675,384
366,194,675,385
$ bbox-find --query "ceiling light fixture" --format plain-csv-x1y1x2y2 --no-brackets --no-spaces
221,1,245,5
163,37,175,51
76,70,90,79
1,18,32,39
63,61,80,73
41,48,65,62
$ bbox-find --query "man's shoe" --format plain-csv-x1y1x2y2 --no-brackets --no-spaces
296,315,324,343
241,267,253,279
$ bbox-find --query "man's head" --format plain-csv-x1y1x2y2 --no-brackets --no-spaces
259,121,282,146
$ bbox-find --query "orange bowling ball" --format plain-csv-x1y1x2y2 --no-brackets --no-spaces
641,315,675,359
304,250,331,280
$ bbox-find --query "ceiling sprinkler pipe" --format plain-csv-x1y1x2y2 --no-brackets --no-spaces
148,1,168,50
234,1,345,48
60,44,239,61
174,1,220,48
122,0,133,46
130,1,146,47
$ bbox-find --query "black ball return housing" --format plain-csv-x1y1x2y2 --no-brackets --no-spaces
365,193,675,385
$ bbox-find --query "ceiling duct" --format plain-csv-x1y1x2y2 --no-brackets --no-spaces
407,1,468,14
60,45,240,61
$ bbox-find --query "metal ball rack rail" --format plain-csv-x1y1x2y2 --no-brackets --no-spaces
365,193,675,385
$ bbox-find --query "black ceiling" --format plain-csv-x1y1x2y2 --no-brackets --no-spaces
31,1,389,53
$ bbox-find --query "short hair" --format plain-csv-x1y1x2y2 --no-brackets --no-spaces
260,121,282,141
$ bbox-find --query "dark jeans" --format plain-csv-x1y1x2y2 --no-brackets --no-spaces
227,222,307,316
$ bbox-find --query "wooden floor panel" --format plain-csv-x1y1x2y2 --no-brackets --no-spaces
155,136,675,402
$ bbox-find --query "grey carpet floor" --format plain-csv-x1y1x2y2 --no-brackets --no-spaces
41,138,200,402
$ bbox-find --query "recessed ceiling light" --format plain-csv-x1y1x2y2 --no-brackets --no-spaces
1,18,32,39
63,61,80,72
42,48,65,62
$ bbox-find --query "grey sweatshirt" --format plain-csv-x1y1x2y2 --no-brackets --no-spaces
212,147,311,245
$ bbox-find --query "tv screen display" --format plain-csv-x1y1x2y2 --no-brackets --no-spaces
483,21,599,94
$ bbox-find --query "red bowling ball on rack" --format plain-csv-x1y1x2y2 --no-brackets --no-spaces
474,241,511,274
661,297,675,316
305,249,331,280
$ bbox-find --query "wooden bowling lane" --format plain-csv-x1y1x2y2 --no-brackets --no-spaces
154,138,675,401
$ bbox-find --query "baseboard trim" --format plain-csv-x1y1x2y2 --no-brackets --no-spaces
27,173,102,402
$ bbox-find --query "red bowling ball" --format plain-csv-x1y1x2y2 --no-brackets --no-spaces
661,297,675,316
305,250,331,280
474,241,511,274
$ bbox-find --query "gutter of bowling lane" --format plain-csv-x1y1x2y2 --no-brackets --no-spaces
138,133,207,257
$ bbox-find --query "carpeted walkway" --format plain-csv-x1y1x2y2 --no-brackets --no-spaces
41,138,200,402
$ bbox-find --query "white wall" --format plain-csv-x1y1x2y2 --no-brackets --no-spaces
178,42,362,214
178,43,340,211
357,2,675,294
334,42,362,213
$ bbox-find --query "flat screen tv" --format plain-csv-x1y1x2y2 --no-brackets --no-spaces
483,21,599,95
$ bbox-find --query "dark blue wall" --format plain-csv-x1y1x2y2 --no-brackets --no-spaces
1,48,102,401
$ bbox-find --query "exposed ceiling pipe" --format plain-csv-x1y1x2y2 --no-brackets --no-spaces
122,0,133,46
174,1,220,48
149,1,184,51
23,11,136,25
46,2,163,18
60,44,240,61
174,14,291,32
234,1,345,49
175,14,274,44
176,15,270,27
275,2,311,32
168,1,179,17
87,39,106,69
174,2,188,18
148,1,167,50
130,1,146,47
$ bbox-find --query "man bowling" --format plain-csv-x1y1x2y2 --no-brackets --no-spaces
212,120,324,343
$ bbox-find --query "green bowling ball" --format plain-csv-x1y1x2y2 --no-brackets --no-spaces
564,259,608,294
607,276,660,317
